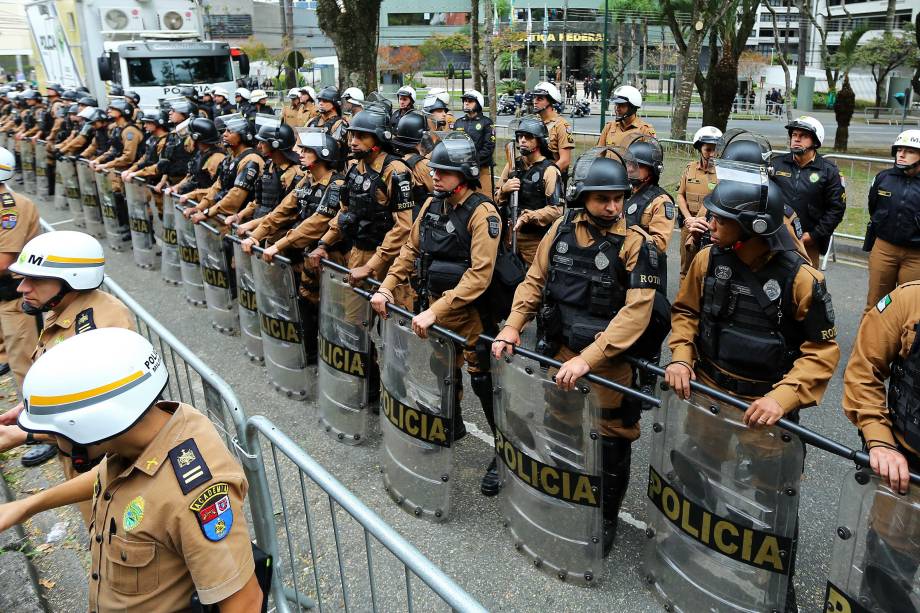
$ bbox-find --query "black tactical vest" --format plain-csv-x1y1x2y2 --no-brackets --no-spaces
215,148,257,201
109,125,125,158
296,173,344,220
187,148,220,192
56,119,73,143
890,323,920,452
418,192,491,297
625,184,672,230
93,127,110,153
870,168,920,248
138,134,162,169
518,158,557,237
698,248,805,388
342,155,400,250
158,133,193,178
542,211,629,352
39,108,52,134
255,162,283,219
23,108,36,130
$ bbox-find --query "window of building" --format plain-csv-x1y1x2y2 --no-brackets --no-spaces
387,12,470,26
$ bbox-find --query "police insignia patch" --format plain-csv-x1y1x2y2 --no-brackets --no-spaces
475,123,482,130
0,209,17,229
627,203,638,215
168,439,212,495
876,294,891,312
75,308,96,334
123,496,145,531
714,265,732,280
664,202,675,220
763,279,782,302
809,172,819,183
189,482,233,541
594,252,610,270
531,171,540,182
556,241,569,254
363,178,371,191
487,216,501,238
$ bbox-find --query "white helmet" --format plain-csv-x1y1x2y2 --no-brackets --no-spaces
692,126,723,150
212,86,229,99
0,147,14,183
287,88,300,99
9,231,106,290
235,87,251,101
785,115,824,149
250,89,268,104
532,81,562,104
612,85,643,109
342,87,365,107
461,89,484,110
423,88,450,112
299,86,317,102
78,107,97,121
892,129,920,155
19,328,168,446
396,86,416,103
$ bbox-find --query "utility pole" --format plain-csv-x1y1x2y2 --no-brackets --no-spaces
280,0,296,89
561,0,568,82
600,0,609,130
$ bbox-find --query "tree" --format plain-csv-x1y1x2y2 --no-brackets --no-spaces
471,0,481,92
239,37,271,64
801,0,854,99
381,46,424,84
315,0,382,92
484,0,498,120
830,26,870,151
855,30,916,113
764,0,794,122
419,33,471,70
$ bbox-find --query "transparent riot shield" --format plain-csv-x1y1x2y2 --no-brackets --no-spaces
159,193,181,285
58,157,81,224
380,317,455,522
317,267,373,445
642,390,804,612
20,139,36,194
492,353,605,585
253,256,310,399
76,160,104,238
174,203,206,306
95,170,130,251
52,153,67,211
194,220,238,335
229,237,263,362
35,140,49,197
0,131,6,152
125,178,157,269
824,468,920,612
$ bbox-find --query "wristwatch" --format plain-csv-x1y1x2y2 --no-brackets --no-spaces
25,432,37,445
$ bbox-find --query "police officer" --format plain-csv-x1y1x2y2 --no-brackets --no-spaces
452,90,496,197
92,99,143,172
32,83,65,194
299,86,318,120
492,152,661,542
371,134,501,491
308,104,415,305
247,90,273,122
496,116,563,264
625,136,675,253
597,85,657,150
677,126,721,278
79,108,112,161
342,87,365,120
282,88,310,127
123,109,170,183
0,328,265,611
423,88,454,131
863,130,920,311
391,85,417,126
307,86,346,138
187,115,264,223
772,115,846,267
235,87,252,116
57,106,94,157
529,82,574,177
169,117,226,203
212,87,235,116
151,100,196,194
664,171,840,610
391,111,434,212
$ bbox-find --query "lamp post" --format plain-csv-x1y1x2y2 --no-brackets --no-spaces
600,0,610,130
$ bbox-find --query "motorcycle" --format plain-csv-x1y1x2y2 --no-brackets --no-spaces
569,99,591,118
498,95,518,116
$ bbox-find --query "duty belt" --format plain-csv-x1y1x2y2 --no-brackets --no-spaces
699,360,774,398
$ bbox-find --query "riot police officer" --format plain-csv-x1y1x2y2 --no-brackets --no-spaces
496,116,563,264
391,111,434,212
123,109,170,183
452,90,496,196
169,117,225,203
92,99,143,172
342,87,365,120
597,85,656,150
282,88,310,127
371,134,501,491
676,126,721,278
624,136,675,253
529,82,574,175
423,88,454,131
57,106,94,156
772,116,846,267
492,152,661,541
212,87,235,116
863,130,920,311
307,86,346,138
391,85,416,126
152,99,196,194
77,108,111,161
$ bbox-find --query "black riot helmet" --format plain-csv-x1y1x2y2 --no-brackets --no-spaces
179,86,198,101
108,84,125,97
392,111,428,151
88,108,109,124
626,135,664,183
715,129,773,175
703,171,783,238
78,96,98,107
346,104,392,145
316,86,341,112
142,109,170,129
189,117,220,144
364,91,393,117
168,98,198,118
428,133,480,187
218,113,254,143
67,103,80,115
107,98,133,118
296,128,341,167
46,83,64,96
567,148,633,206
124,90,141,105
256,123,300,162
61,89,79,102
512,115,550,157
21,90,40,101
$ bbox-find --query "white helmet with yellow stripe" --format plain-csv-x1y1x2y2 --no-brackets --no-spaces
19,328,168,446
9,231,105,290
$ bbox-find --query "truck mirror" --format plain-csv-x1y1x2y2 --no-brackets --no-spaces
97,56,113,82
238,53,250,77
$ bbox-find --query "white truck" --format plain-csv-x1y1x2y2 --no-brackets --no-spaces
25,0,249,105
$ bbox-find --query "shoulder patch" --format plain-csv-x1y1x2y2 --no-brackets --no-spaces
664,201,675,220
876,294,892,313
487,215,501,238
0,209,17,229
168,438,212,495
189,482,234,541
75,308,96,334
125,132,133,141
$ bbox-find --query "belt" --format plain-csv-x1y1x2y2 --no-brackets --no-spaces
700,360,774,398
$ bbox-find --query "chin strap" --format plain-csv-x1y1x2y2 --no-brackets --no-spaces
22,286,69,315
59,444,104,473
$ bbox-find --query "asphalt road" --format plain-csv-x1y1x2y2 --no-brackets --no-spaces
30,189,873,613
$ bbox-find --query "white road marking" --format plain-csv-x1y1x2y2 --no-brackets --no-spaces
463,420,494,445
49,218,74,226
619,511,647,531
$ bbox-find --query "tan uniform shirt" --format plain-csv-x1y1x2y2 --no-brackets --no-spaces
306,111,345,136
677,160,717,217
197,150,265,218
628,187,675,253
542,115,575,165
60,132,88,155
281,103,311,127
248,173,307,244
33,290,136,361
843,281,920,455
272,173,346,252
98,123,143,169
238,161,304,221
497,155,563,228
670,242,840,411
0,187,40,255
380,190,500,321
88,402,255,611
404,153,434,198
46,100,66,142
426,112,456,132
174,149,225,201
597,115,657,149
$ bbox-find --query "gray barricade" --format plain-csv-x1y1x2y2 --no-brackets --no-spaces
317,266,374,444
492,352,605,585
52,149,67,211
58,156,81,224
76,159,104,238
252,254,310,399
174,203,207,306
20,138,36,193
642,389,803,612
94,169,130,251
125,178,158,269
229,236,264,362
379,316,456,522
159,192,182,285
824,468,920,612
245,415,488,613
194,219,238,335
35,139,49,197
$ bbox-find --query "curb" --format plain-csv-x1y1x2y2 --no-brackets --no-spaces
0,461,49,613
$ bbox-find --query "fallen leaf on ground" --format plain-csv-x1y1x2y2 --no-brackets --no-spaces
38,579,55,589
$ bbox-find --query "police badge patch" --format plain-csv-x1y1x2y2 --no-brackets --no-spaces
189,482,234,542
627,203,638,215
664,202,675,220
487,216,501,238
714,265,732,280
763,279,782,302
0,210,17,229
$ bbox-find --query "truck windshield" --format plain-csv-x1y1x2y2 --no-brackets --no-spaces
125,56,232,86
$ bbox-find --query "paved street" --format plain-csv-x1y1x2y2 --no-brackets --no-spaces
30,192,875,612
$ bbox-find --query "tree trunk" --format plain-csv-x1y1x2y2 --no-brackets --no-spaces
471,0,482,92
658,45,665,97
701,52,740,130
913,15,920,99
316,0,382,91
795,0,809,94
484,0,497,120
671,32,704,140
834,76,855,151
885,0,898,31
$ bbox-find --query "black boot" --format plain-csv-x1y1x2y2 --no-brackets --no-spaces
298,298,318,365
21,443,57,467
481,456,500,497
601,436,632,556
47,164,56,196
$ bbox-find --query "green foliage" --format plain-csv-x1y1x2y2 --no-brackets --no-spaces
530,48,560,71
501,79,525,94
854,30,917,75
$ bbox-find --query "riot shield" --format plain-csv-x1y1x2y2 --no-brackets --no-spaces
125,178,157,269
642,390,804,612
0,131,6,152
174,203,206,306
20,139,36,194
160,194,182,285
52,152,67,211
492,353,605,585
317,267,373,444
229,237,263,362
379,316,455,522
194,220,238,335
76,160,104,238
35,140,49,197
824,469,920,613
59,157,83,226
252,256,310,399
95,170,130,251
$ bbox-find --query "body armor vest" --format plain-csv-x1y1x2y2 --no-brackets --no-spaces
138,134,163,169
158,133,192,177
23,109,36,130
697,248,805,391
404,154,431,214
418,192,491,297
92,127,110,154
542,211,628,352
108,125,125,158
890,323,920,452
871,169,920,248
254,162,283,219
518,158,556,237
341,155,400,250
625,184,671,229
56,119,73,143
216,148,256,201
183,148,221,194
39,109,52,134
